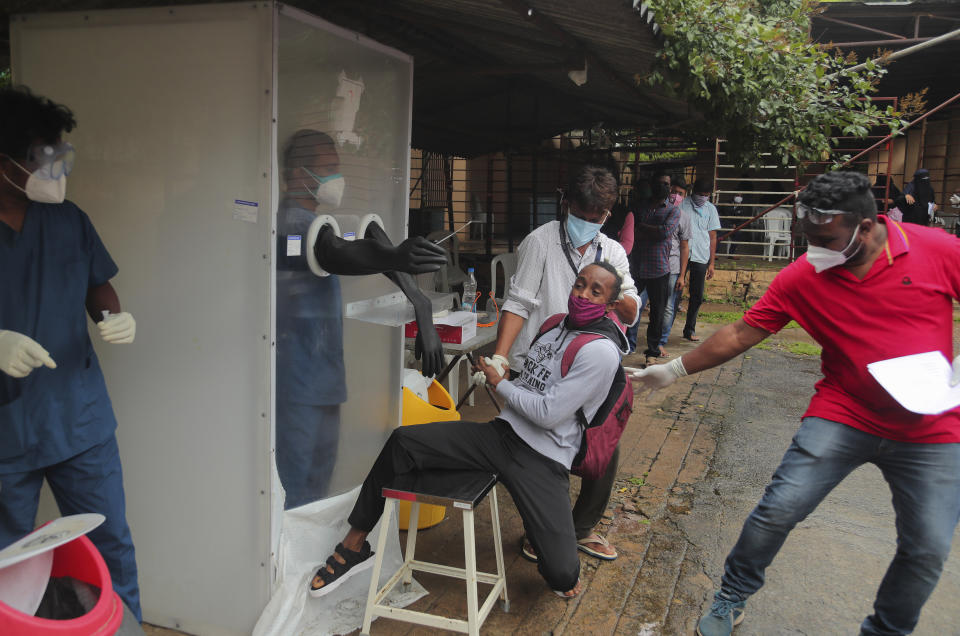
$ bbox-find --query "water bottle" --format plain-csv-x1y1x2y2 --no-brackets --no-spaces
462,268,477,312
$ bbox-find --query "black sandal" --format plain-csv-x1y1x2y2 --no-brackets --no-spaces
308,541,375,598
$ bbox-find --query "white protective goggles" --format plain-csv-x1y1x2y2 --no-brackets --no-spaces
22,142,76,180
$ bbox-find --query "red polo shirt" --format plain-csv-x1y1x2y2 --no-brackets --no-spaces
744,217,960,443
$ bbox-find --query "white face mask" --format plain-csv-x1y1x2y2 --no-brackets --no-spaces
3,161,67,204
300,168,344,208
733,195,743,205
313,175,344,207
805,225,862,273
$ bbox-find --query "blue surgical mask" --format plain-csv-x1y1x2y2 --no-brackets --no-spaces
565,213,604,248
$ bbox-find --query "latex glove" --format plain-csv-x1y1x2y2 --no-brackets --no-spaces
472,354,509,387
98,312,136,344
0,330,56,378
628,357,687,399
414,327,444,378
951,356,960,387
392,237,448,274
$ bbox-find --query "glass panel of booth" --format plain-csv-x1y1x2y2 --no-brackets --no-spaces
275,13,413,509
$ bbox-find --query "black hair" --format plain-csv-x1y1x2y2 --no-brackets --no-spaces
586,261,623,303
651,170,671,184
0,86,76,159
797,171,877,223
282,129,337,166
693,177,713,194
566,164,618,214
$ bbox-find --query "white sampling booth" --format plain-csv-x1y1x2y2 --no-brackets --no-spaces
11,3,422,633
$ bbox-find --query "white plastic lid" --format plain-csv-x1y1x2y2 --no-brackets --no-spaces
0,514,105,616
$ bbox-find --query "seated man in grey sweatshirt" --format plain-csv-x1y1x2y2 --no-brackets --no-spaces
309,262,629,599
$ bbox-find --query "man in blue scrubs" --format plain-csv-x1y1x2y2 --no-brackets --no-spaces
0,87,141,620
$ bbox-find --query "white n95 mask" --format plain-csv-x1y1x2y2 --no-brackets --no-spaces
3,162,68,204
806,226,862,273
302,168,345,208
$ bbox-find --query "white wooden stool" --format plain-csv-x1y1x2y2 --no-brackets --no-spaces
361,470,509,635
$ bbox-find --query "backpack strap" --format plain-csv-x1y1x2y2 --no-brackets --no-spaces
529,313,567,350
560,333,605,376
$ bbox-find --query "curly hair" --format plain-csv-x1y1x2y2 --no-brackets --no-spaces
797,171,877,223
567,165,618,214
0,86,76,159
587,261,623,303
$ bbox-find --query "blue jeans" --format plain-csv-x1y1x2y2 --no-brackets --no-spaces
660,272,681,348
627,273,681,353
719,417,960,635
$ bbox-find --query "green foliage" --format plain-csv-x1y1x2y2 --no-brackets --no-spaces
646,0,904,168
787,341,822,356
697,310,745,324
629,476,646,486
0,69,10,89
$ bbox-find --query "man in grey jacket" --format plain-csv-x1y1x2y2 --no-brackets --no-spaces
309,262,629,598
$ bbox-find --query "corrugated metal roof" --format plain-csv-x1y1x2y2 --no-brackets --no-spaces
1,0,685,156
811,0,960,109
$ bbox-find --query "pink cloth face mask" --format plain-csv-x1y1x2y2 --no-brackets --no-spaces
567,294,607,327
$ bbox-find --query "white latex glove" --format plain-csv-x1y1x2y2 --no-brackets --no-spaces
628,357,688,399
0,330,57,378
951,356,960,387
97,312,136,344
471,354,509,387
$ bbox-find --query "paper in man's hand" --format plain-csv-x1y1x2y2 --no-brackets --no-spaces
867,351,960,415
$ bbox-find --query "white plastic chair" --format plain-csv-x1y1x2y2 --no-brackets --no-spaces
763,207,792,261
487,252,517,313
426,230,469,293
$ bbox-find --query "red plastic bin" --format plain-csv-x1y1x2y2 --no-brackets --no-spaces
0,533,123,635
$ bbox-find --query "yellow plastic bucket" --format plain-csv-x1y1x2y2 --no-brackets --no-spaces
398,379,460,530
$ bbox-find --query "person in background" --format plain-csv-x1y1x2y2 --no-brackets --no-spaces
490,164,640,562
901,168,937,226
680,178,721,342
629,171,680,366
627,175,685,354
659,184,691,357
720,193,748,258
871,174,904,223
0,86,141,619
633,171,960,636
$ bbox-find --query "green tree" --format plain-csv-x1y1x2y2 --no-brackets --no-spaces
646,0,903,168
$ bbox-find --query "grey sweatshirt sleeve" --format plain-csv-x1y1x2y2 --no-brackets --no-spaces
496,340,620,430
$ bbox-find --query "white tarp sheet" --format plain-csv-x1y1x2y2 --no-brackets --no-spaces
254,487,425,635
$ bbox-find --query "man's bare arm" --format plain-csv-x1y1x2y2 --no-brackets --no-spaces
494,311,525,360
681,318,770,374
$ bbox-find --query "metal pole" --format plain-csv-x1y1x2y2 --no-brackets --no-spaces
843,27,960,73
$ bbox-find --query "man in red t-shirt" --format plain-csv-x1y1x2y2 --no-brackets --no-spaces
633,171,960,636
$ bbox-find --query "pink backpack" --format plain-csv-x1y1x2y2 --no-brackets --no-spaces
533,314,633,480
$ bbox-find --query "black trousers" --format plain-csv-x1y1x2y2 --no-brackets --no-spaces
506,370,620,541
635,274,670,358
684,261,708,338
348,419,580,591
